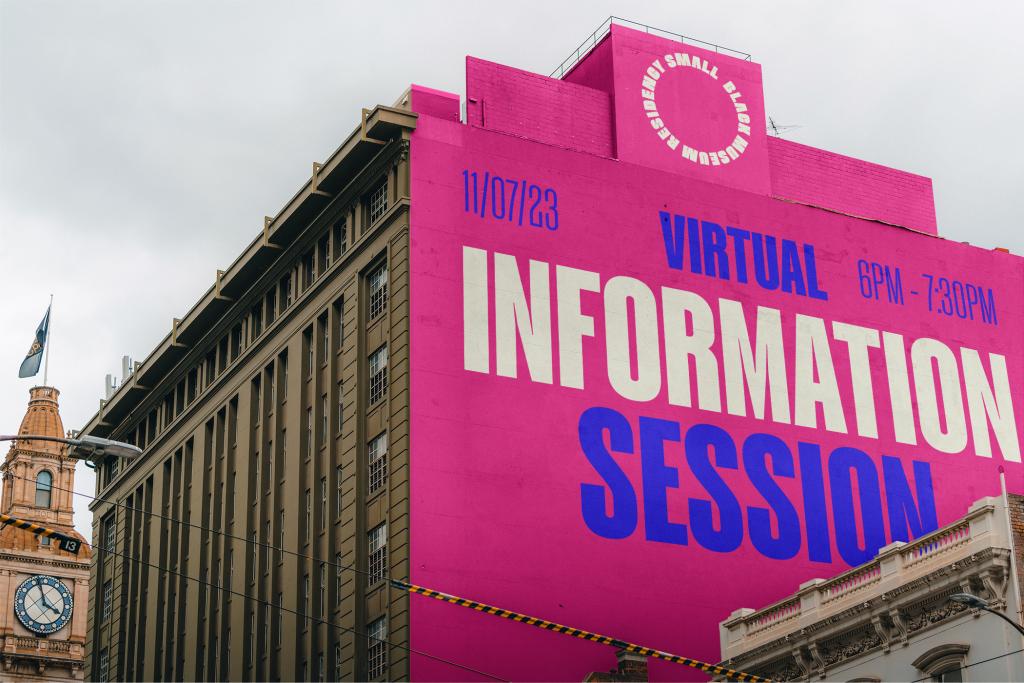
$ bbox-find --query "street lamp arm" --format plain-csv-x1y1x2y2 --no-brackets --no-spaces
978,605,1024,637
0,434,142,461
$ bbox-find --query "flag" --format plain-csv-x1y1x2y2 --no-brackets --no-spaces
18,306,50,378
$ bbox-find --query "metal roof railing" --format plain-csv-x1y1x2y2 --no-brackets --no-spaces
550,16,752,80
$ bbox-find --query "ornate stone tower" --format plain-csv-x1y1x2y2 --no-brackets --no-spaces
0,387,90,681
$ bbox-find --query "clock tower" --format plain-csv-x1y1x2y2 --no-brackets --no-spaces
0,387,90,681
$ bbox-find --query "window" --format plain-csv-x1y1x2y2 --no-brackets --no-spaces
319,562,326,618
265,289,276,324
317,653,325,682
251,303,263,341
336,552,343,604
335,465,343,518
280,273,293,310
230,324,242,360
367,616,387,679
333,218,348,259
335,643,342,681
249,611,257,667
368,432,388,495
276,592,283,647
368,523,387,584
321,395,328,444
914,644,969,683
305,328,314,378
103,514,116,551
102,580,113,621
98,648,110,681
305,489,311,542
319,314,329,364
303,574,310,628
368,263,388,319
306,407,313,458
368,181,388,224
320,477,327,531
318,234,331,274
302,250,315,289
368,345,388,405
35,470,53,508
263,604,270,651
250,532,257,583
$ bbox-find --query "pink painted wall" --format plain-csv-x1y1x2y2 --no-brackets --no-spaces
466,57,615,158
407,28,1021,682
768,136,938,234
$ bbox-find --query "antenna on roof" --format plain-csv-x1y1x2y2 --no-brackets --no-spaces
768,116,802,137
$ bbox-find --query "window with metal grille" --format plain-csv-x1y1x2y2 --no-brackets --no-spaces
368,522,387,584
368,181,388,224
368,432,388,495
318,653,325,682
368,345,388,405
367,616,387,680
335,644,342,681
103,514,116,551
368,263,388,319
101,580,112,621
98,648,110,681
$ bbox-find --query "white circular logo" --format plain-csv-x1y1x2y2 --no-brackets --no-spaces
640,53,752,167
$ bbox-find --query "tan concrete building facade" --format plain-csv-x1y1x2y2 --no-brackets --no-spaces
1,387,91,681
80,106,417,681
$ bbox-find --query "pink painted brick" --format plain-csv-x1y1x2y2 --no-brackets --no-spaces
465,57,614,158
768,136,937,234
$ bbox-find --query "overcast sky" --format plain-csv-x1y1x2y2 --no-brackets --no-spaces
2,1,1022,538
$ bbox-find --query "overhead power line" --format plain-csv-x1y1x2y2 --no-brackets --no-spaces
89,536,507,681
23,473,766,679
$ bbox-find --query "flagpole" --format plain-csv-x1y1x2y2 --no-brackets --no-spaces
43,294,53,387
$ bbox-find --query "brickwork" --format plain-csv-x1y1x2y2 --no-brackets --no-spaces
768,136,938,234
466,57,615,158
1008,493,1024,624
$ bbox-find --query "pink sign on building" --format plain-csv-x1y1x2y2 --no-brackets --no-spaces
407,24,1020,681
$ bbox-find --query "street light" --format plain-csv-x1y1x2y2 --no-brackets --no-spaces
949,592,1024,636
0,434,142,462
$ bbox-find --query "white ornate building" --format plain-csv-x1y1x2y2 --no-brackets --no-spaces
0,387,90,681
718,493,1024,682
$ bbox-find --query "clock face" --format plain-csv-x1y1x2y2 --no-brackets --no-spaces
14,575,73,635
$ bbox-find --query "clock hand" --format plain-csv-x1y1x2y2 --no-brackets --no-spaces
33,580,60,615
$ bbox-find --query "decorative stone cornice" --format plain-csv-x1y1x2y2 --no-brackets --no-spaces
718,496,1017,681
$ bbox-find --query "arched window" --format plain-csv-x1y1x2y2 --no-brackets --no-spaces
35,470,53,508
913,643,969,682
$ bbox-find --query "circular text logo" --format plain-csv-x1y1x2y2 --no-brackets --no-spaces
640,53,752,167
